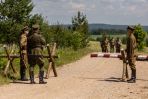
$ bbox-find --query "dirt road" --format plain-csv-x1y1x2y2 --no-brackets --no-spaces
0,54,148,99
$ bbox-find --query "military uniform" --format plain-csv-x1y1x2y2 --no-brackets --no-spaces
109,38,115,53
126,26,137,83
100,40,105,52
104,37,109,52
115,38,122,53
19,26,29,81
27,24,47,84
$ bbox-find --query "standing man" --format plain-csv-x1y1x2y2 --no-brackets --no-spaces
115,37,122,53
27,24,47,84
104,37,109,52
126,26,137,83
19,26,29,81
109,37,115,53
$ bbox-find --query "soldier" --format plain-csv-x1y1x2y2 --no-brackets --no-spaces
126,26,137,83
100,40,105,52
115,37,122,53
19,26,29,81
27,24,47,84
104,37,109,52
109,37,115,53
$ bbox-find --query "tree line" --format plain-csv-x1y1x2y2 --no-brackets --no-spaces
0,0,89,50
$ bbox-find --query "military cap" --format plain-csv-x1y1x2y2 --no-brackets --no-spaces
127,26,135,31
23,26,29,31
32,24,39,29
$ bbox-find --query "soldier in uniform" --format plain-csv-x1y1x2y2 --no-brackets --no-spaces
19,26,29,81
104,37,109,52
109,37,115,53
115,37,122,53
100,40,105,52
126,26,137,83
27,24,47,84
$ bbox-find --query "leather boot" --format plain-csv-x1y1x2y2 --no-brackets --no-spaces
39,71,47,84
30,71,36,84
127,70,136,83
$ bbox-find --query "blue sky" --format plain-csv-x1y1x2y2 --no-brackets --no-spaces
32,0,148,25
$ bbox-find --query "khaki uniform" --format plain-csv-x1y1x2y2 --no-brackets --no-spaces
19,32,28,80
28,32,46,70
126,33,137,70
115,38,122,53
104,38,109,52
27,25,46,84
100,40,105,52
110,38,115,53
126,27,137,82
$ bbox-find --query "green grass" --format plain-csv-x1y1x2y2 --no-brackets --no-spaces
55,41,99,66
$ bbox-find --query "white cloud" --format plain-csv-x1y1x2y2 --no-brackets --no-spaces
32,0,148,25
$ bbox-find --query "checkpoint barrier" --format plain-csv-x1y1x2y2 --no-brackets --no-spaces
0,43,58,79
90,50,148,81
90,53,148,61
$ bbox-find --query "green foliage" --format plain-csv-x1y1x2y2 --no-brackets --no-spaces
122,36,127,44
134,24,147,50
146,37,148,47
0,0,34,44
72,11,89,47
29,14,52,43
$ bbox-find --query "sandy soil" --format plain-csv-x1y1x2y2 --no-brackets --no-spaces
0,53,148,99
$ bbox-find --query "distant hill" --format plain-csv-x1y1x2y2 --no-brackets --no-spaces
89,23,148,31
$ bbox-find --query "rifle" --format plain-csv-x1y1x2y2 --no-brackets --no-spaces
121,49,129,81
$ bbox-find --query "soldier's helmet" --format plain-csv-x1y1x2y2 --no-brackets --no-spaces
22,26,29,31
127,26,135,31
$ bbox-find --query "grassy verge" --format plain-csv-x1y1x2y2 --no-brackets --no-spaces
55,41,99,66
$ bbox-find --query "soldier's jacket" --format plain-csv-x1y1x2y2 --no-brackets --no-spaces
19,33,27,54
19,32,28,67
126,33,137,59
27,32,46,65
28,32,46,50
115,40,121,48
110,39,115,48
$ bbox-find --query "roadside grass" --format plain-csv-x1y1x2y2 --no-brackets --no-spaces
55,41,100,66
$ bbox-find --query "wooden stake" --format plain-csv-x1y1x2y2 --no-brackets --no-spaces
121,50,129,81
46,43,58,79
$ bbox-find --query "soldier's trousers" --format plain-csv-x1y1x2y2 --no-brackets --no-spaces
110,48,114,53
20,55,27,79
128,57,136,78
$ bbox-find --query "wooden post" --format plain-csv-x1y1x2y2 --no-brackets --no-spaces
121,49,129,81
46,43,57,79
3,45,17,75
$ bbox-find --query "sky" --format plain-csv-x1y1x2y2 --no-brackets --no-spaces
32,0,148,25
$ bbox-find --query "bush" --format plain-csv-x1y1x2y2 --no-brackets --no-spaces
122,37,127,44
134,24,146,50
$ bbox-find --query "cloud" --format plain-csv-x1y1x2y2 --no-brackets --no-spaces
32,0,148,25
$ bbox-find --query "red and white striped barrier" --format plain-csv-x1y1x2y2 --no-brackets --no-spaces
90,53,148,61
